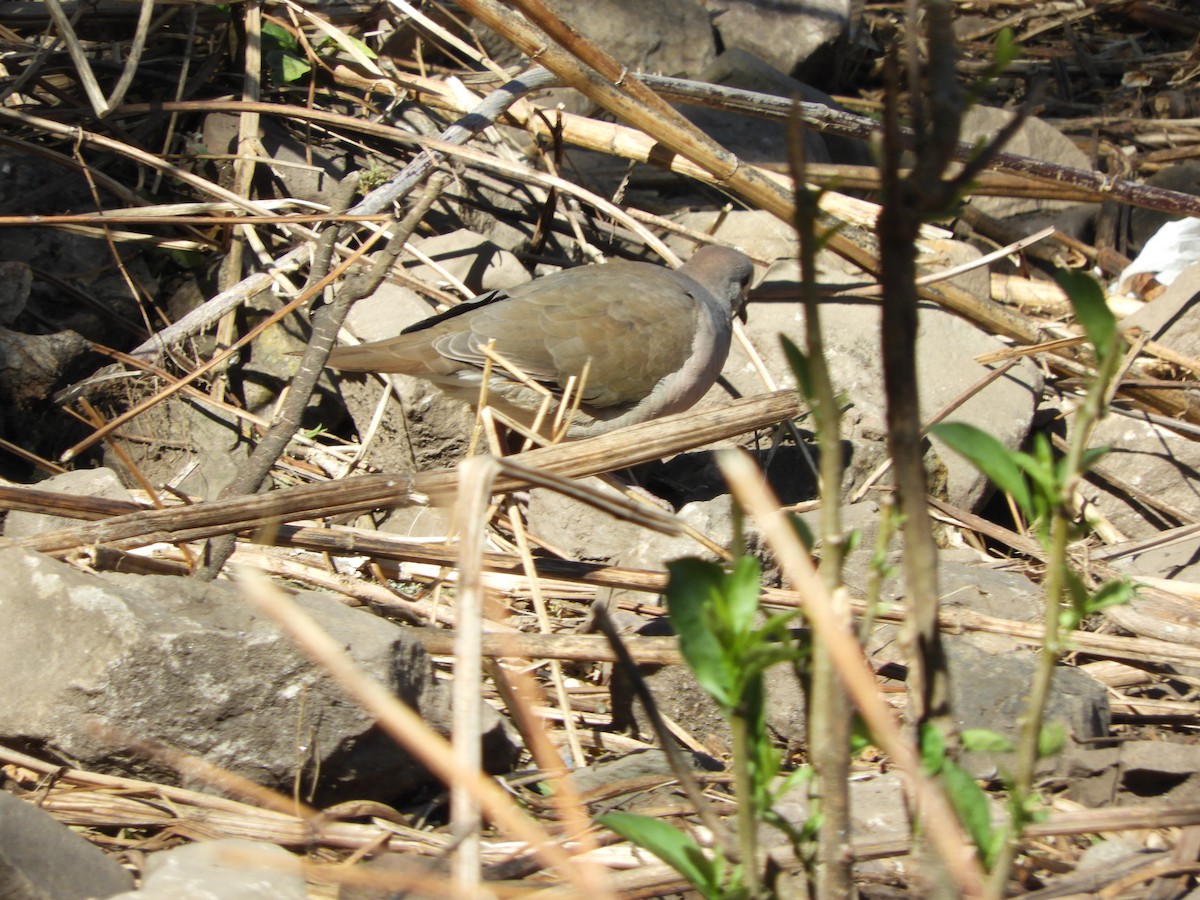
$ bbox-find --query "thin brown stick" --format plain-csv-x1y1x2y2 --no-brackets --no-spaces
450,455,495,890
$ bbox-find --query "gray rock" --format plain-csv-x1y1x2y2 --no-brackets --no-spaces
772,777,912,888
1128,162,1200,255
772,770,952,884
832,537,1108,760
258,119,351,207
737,255,1043,511
856,553,1048,658
236,288,340,420
109,839,303,900
669,208,799,265
3,467,133,538
666,219,1043,512
1075,838,1150,874
1077,410,1200,539
708,0,854,76
794,499,894,597
568,748,722,811
617,627,807,752
473,0,716,114
1065,740,1200,808
773,770,919,843
919,238,992,309
932,556,1044,623
0,547,516,804
1030,839,1167,897
344,282,429,344
336,370,473,475
0,790,134,899
376,503,456,540
526,478,646,564
202,113,349,206
526,481,732,566
681,50,872,167
569,748,678,794
960,107,1092,222
1120,532,1200,583
102,399,250,500
0,260,30,325
949,636,1110,779
407,230,531,295
614,657,811,753
0,326,89,410
621,660,731,754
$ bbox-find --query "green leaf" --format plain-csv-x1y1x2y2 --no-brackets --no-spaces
740,644,801,685
771,763,813,800
341,33,378,60
758,611,804,650
725,555,763,639
930,422,1032,518
993,28,1018,70
1064,569,1090,612
780,336,815,404
750,734,784,803
1088,577,1133,614
788,513,815,551
599,812,722,899
961,728,1015,753
941,760,996,867
850,715,874,755
278,52,312,83
162,247,207,268
1056,269,1118,360
1014,433,1059,498
844,528,862,556
918,721,947,776
1037,722,1066,759
986,825,1010,871
666,558,735,709
1060,570,1091,631
262,21,297,51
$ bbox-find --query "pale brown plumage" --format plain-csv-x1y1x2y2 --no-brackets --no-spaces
328,245,755,437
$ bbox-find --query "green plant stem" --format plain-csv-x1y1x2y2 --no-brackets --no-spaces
789,117,853,898
858,496,897,644
730,710,761,897
986,332,1123,897
986,509,1068,894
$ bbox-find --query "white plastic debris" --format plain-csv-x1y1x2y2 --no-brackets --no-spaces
1117,217,1200,293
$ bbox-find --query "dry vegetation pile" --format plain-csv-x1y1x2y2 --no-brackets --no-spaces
1,0,1200,897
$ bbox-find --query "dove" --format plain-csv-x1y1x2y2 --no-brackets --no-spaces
327,245,754,438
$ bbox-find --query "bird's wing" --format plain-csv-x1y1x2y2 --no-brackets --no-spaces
431,262,702,407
